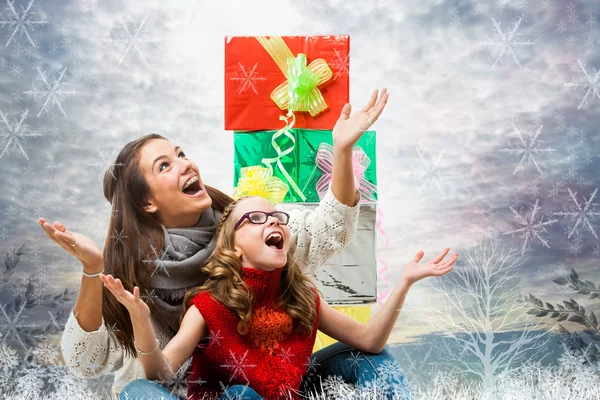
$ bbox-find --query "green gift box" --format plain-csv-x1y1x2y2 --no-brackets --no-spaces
233,129,377,203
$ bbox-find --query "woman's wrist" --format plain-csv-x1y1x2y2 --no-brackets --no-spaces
82,261,104,275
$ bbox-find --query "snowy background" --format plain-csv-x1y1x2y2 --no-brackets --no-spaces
1,0,600,398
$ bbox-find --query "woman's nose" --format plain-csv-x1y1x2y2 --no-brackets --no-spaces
178,157,194,171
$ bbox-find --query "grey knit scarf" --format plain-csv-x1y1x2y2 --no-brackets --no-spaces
151,207,221,334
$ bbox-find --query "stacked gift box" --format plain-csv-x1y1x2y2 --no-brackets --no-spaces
225,35,377,349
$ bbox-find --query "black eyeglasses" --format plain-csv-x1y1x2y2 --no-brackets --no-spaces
234,211,290,230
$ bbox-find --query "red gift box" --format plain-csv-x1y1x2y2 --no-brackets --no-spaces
225,35,350,131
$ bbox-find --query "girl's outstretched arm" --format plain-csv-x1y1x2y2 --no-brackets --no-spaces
318,248,457,353
100,274,206,380
330,88,389,206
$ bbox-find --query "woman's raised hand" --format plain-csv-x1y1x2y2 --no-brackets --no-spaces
99,274,150,320
332,88,389,152
37,218,104,272
400,248,457,286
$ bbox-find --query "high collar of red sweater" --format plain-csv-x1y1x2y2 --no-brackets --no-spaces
240,266,283,307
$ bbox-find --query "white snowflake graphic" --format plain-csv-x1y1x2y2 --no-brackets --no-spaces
498,124,556,176
220,349,256,383
321,375,354,399
143,243,176,278
0,109,41,161
410,147,459,198
208,329,224,347
32,343,58,364
218,381,249,400
88,147,125,181
139,288,157,306
502,198,558,255
346,351,363,368
0,0,47,48
0,303,38,350
303,356,320,375
329,48,349,80
478,18,534,69
105,16,159,66
157,357,193,398
276,346,295,364
110,229,127,246
230,62,266,95
376,359,404,384
564,59,600,109
553,188,600,240
24,66,79,117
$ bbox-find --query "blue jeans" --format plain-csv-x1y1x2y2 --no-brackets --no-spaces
118,380,262,400
118,379,178,400
119,343,410,399
302,342,411,399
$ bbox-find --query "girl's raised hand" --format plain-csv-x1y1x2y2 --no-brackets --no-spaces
99,274,150,320
332,88,389,152
400,248,457,285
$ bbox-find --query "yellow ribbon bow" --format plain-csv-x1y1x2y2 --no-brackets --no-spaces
256,36,332,116
232,166,289,204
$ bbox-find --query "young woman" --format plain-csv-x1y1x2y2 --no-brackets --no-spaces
100,195,457,399
40,90,404,398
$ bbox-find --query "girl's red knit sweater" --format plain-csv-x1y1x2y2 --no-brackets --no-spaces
187,266,320,400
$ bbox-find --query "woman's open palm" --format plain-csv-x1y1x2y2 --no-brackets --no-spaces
38,218,104,269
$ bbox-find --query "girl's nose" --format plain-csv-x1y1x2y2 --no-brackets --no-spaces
266,216,280,226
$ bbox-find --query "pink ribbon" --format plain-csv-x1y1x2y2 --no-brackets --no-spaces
314,143,377,203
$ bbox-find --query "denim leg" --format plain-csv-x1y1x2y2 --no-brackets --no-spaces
301,342,411,400
118,379,180,400
218,385,263,400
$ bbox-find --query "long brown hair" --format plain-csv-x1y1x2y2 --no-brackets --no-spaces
102,133,233,357
182,198,319,337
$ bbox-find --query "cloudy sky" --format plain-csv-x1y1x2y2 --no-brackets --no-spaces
1,0,599,353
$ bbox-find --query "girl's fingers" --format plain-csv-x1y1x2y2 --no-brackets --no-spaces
430,248,451,264
413,250,425,262
370,89,388,112
339,103,351,121
361,89,378,112
367,94,388,125
133,286,140,301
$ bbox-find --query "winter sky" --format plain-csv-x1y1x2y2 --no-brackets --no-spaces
0,0,599,346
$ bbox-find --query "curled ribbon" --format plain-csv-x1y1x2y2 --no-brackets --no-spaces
232,166,289,204
314,143,378,203
256,36,332,116
260,111,307,201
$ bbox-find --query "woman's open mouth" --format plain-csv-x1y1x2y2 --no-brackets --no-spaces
182,176,204,197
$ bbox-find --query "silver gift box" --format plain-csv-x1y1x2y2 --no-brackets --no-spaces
281,202,377,305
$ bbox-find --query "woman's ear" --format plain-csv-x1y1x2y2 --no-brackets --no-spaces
143,199,157,213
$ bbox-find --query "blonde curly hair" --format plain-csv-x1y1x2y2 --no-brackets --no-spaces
182,197,319,336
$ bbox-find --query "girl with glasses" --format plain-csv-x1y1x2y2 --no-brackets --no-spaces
100,195,457,399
